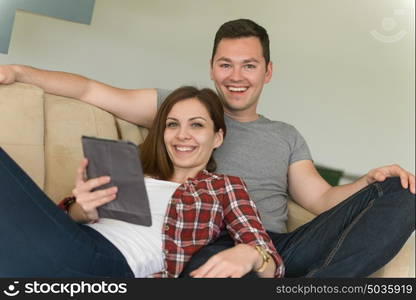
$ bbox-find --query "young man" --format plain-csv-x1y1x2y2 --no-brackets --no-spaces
0,19,414,277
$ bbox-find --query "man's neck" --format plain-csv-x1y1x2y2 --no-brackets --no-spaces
224,110,260,123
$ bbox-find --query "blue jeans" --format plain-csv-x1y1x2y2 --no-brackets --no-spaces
0,147,134,277
180,176,415,278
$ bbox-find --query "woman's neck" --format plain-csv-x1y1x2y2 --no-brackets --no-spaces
170,168,202,183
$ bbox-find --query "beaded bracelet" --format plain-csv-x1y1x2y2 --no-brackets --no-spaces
58,196,76,213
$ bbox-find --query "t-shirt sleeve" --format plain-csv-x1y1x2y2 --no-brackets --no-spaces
288,126,313,165
155,88,172,109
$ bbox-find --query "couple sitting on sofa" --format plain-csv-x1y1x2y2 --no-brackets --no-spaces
0,86,282,278
0,19,414,278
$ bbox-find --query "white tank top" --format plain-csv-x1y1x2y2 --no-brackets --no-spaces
87,177,180,277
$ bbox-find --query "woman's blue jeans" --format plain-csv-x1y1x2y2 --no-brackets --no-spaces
181,174,415,277
0,147,134,277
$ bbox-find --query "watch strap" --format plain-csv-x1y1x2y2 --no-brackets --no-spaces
254,245,271,273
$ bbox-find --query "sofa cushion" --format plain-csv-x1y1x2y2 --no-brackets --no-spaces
286,199,316,232
43,94,119,203
0,83,45,189
115,117,148,145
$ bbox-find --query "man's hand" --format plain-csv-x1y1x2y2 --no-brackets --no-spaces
0,65,18,84
365,164,415,194
189,244,259,278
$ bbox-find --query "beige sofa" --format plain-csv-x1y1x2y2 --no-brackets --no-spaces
0,82,414,277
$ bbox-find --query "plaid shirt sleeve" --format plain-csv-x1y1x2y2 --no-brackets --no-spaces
220,175,285,277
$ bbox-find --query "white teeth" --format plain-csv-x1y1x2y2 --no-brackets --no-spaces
175,146,194,151
228,87,247,92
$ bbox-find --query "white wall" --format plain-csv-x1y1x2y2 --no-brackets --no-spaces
1,0,414,177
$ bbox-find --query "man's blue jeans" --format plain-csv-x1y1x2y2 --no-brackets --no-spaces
180,176,415,277
0,147,134,277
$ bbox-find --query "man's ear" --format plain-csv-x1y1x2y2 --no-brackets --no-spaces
213,129,224,149
265,61,273,84
209,59,214,80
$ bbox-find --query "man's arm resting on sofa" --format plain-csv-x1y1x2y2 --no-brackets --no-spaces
0,64,157,128
288,160,415,215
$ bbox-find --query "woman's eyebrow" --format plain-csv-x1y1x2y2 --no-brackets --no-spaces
166,116,207,121
189,117,207,121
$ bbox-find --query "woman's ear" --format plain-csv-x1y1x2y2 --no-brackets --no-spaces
213,129,224,149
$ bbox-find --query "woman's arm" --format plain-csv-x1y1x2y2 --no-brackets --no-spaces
190,243,276,278
190,175,283,278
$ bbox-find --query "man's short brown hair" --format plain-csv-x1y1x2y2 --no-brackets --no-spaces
212,19,270,65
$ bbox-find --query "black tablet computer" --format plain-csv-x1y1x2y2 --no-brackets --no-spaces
81,136,151,226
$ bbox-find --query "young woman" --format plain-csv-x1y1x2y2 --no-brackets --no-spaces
0,86,284,278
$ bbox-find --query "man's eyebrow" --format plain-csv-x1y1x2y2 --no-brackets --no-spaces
215,57,260,64
216,57,232,63
242,58,260,64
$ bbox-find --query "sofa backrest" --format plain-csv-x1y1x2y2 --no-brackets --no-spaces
0,83,45,189
0,83,148,203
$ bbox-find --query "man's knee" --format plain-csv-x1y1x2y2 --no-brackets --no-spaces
378,176,405,194
382,177,415,228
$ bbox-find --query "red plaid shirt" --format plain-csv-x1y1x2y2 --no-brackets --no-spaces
150,170,284,278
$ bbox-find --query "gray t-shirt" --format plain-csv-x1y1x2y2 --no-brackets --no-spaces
156,89,312,233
